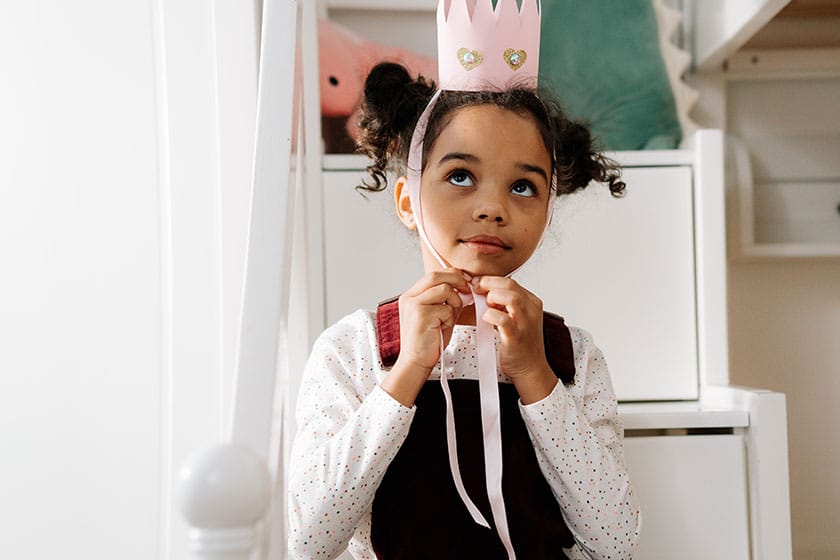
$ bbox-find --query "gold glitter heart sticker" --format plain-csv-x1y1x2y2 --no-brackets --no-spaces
457,48,483,71
503,48,527,71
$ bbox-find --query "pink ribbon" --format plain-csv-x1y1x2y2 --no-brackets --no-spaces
406,89,555,560
408,91,495,533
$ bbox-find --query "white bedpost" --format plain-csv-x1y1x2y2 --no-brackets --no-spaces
690,129,730,387
701,384,793,559
742,389,793,559
179,0,304,558
179,445,272,560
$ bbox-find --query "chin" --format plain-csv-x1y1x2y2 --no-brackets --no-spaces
457,262,516,278
442,250,524,277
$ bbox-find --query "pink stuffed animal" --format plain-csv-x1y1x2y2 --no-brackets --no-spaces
318,19,437,151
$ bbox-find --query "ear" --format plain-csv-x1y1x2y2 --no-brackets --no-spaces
394,176,417,230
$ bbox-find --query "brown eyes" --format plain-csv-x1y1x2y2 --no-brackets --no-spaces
510,181,537,198
445,170,537,198
447,170,474,187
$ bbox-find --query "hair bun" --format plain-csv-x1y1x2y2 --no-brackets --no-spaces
556,119,625,197
356,63,436,192
363,62,413,109
362,62,435,140
560,121,597,190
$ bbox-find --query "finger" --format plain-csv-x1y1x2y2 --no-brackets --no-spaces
470,275,520,295
444,285,465,312
432,284,465,317
431,302,458,330
481,307,518,338
408,299,457,331
412,283,462,307
405,269,471,297
442,268,472,294
475,276,540,307
484,288,525,313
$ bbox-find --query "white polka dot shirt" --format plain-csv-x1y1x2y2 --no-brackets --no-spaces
288,310,641,559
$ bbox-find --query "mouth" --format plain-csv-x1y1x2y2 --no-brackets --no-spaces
460,235,511,255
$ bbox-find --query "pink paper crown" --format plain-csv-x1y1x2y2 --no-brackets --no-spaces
437,0,541,92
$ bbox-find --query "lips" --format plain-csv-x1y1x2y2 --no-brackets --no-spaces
460,235,511,254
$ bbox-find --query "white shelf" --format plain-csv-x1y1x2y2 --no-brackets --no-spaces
618,384,773,430
725,48,840,258
739,243,840,258
727,48,840,79
693,0,790,71
620,402,749,430
323,149,693,171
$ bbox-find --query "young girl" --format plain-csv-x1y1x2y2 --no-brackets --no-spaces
289,58,640,559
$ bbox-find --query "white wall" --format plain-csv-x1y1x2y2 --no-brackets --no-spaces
0,2,256,558
0,2,164,558
728,261,840,560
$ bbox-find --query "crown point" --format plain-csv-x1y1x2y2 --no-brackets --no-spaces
441,0,471,24
497,0,519,20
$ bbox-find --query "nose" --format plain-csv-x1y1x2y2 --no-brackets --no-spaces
472,193,507,224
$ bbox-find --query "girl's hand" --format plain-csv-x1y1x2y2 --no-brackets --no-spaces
471,276,558,404
396,269,471,372
381,269,471,408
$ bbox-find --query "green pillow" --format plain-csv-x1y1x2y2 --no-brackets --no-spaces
539,0,682,150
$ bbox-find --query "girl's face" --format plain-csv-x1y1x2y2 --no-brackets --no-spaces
396,104,552,277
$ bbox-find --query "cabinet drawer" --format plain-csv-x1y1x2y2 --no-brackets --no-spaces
624,435,750,559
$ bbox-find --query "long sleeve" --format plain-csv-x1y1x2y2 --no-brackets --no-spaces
518,328,641,559
288,312,415,560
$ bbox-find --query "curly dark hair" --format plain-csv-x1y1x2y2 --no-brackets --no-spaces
355,62,625,198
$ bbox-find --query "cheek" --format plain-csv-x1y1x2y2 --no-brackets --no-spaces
523,216,548,248
524,226,541,246
425,209,460,241
423,191,462,224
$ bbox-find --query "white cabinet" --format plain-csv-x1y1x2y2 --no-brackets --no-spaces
517,166,698,401
624,435,750,559
320,154,703,401
321,169,424,323
618,388,791,560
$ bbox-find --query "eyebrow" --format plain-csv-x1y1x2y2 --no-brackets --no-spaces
438,152,479,165
517,163,548,183
437,152,549,185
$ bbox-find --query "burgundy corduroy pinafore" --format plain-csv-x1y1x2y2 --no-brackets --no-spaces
369,297,578,559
